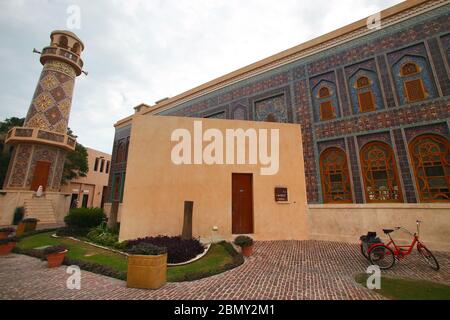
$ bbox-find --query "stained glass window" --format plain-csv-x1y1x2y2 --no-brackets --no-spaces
320,147,353,203
320,101,335,120
360,142,403,202
404,79,426,102
319,87,331,98
400,62,426,103
356,76,370,88
401,62,419,76
409,134,450,202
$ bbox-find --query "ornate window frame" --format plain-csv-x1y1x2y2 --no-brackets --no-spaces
319,147,353,203
360,141,403,203
408,134,450,202
400,61,427,103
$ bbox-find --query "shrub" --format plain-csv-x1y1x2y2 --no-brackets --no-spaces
86,222,119,247
12,207,25,225
64,207,106,229
233,235,253,248
126,236,205,263
0,227,15,233
0,237,19,245
64,257,126,280
56,226,90,237
43,245,67,255
126,242,167,256
113,241,128,250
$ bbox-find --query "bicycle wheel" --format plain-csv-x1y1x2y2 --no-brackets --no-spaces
360,242,370,260
417,244,440,271
369,245,396,270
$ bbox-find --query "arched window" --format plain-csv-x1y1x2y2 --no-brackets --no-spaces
320,147,353,203
400,62,426,103
360,142,403,202
319,87,331,98
409,134,450,202
265,113,277,122
356,76,375,113
401,62,419,76
71,42,80,54
59,36,68,49
116,140,125,163
125,137,130,161
112,174,122,201
318,86,335,121
356,76,370,88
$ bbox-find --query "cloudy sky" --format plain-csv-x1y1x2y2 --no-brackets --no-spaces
0,0,403,153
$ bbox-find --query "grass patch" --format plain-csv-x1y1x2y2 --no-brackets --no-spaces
168,242,237,282
355,273,450,300
17,231,127,273
15,232,242,282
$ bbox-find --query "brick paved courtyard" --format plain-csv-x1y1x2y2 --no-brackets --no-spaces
0,241,449,300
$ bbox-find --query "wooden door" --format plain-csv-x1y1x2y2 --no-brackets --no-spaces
30,161,51,191
232,173,254,234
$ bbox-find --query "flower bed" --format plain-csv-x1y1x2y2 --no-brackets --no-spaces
126,236,205,264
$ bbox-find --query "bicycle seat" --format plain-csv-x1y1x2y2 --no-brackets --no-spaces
383,229,394,234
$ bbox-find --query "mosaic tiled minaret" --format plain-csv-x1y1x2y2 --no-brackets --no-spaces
3,30,84,192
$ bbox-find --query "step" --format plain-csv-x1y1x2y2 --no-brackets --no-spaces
24,198,57,224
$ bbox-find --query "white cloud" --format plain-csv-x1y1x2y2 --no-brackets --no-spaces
0,0,403,153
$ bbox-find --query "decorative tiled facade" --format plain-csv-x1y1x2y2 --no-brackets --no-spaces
3,30,84,192
111,2,450,204
5,144,65,192
25,61,76,135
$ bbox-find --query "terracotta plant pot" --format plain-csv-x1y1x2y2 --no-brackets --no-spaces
127,253,167,290
0,242,16,256
46,250,67,268
0,231,13,240
15,222,26,237
241,244,254,257
25,220,38,232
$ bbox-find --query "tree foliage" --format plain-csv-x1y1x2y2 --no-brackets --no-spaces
0,117,24,133
62,142,89,184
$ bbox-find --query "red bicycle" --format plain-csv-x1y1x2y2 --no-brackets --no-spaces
366,220,440,270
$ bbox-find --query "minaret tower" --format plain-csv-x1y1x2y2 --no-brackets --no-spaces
4,30,85,192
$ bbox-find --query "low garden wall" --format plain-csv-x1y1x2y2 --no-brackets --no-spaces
307,203,450,252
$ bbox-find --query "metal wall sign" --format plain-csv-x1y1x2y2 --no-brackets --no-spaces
275,187,288,202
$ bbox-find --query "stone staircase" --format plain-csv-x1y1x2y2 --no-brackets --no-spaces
24,197,57,224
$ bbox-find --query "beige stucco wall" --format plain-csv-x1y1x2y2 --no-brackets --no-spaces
60,147,110,208
119,115,309,242
0,190,71,225
308,204,450,252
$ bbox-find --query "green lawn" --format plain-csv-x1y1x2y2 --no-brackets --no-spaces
16,231,238,282
355,273,450,300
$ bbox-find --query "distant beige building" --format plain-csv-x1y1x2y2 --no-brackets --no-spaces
61,147,111,209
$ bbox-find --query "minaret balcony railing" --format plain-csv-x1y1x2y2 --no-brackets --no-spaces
40,46,83,75
6,127,76,151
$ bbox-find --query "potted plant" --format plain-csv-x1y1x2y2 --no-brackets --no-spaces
0,227,15,239
126,242,167,290
234,235,254,257
43,245,68,268
12,207,25,225
16,218,40,237
0,237,19,255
